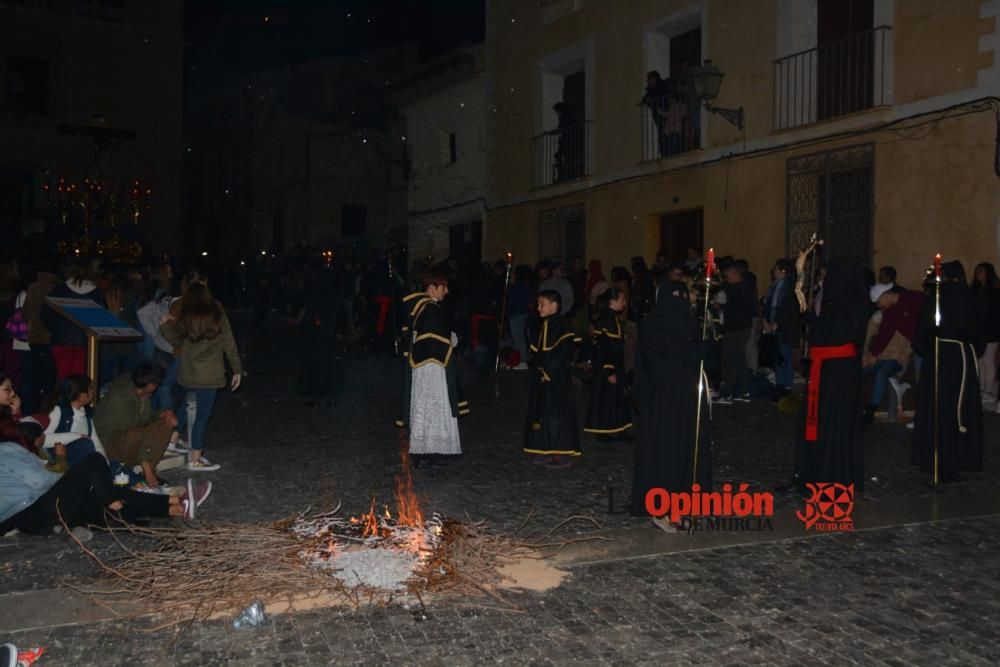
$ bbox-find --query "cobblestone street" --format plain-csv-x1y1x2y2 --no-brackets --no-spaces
3,330,1000,665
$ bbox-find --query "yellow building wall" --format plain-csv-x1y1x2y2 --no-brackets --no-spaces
487,110,1000,286
487,0,996,199
894,0,995,104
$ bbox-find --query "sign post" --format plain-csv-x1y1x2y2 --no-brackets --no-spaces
45,297,144,404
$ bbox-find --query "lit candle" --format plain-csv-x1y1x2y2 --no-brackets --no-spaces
934,253,942,278
705,248,715,280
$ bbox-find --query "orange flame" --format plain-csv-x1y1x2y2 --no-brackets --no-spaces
394,448,424,527
347,444,426,539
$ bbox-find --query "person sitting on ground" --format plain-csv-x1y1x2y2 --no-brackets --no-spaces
93,362,177,488
39,374,107,469
0,414,209,541
0,373,21,419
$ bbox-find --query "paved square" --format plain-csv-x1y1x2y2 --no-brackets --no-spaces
2,332,999,665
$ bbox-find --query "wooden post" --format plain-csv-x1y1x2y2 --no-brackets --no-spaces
86,334,99,406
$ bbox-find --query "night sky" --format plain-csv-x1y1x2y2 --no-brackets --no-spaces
185,0,485,90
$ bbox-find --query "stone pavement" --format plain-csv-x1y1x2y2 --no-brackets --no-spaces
2,328,1000,664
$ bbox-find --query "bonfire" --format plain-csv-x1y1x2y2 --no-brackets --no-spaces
63,447,600,631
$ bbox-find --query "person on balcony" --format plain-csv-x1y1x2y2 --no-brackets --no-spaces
641,71,672,157
551,102,584,182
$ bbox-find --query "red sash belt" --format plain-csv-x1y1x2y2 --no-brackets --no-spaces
373,295,393,335
470,314,496,349
805,343,858,442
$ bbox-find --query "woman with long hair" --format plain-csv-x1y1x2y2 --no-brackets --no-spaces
0,372,21,418
971,262,1000,405
39,373,105,468
161,283,242,472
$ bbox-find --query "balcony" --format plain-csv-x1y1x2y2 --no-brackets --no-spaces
773,26,891,131
640,88,701,162
530,121,593,188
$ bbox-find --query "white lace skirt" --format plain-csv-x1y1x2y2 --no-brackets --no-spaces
409,363,461,455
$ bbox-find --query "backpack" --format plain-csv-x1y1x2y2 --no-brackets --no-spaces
5,292,29,348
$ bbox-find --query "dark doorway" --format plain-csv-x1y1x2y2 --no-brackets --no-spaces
817,0,874,120
659,208,704,265
448,220,482,265
271,208,285,253
562,71,585,121
668,27,701,79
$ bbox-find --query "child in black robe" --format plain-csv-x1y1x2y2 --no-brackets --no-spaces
911,260,984,482
584,288,633,441
524,290,581,467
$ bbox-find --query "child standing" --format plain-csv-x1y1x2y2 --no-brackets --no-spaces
160,283,243,472
584,288,633,441
524,290,581,467
397,267,466,466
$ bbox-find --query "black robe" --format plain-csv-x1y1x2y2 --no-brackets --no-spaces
793,259,869,489
584,316,632,435
395,292,468,429
911,261,984,477
524,314,581,456
630,281,711,516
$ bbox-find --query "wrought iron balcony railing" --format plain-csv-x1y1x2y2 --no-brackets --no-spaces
640,88,701,162
774,26,891,131
530,121,593,188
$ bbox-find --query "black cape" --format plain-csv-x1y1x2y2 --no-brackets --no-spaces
911,261,984,477
524,314,581,456
584,316,632,435
395,292,468,429
794,259,869,489
630,281,711,516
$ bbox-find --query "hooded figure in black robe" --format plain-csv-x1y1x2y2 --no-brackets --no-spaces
911,260,984,481
584,300,632,438
630,280,711,516
524,310,581,457
793,258,869,490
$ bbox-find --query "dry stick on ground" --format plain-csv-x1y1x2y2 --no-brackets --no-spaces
62,509,601,631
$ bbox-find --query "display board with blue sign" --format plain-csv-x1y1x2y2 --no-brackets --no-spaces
46,297,143,341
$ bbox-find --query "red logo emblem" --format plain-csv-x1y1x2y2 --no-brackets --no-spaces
796,482,855,532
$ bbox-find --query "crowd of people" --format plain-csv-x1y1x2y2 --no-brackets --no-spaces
0,253,241,542
2,242,996,539
395,247,995,530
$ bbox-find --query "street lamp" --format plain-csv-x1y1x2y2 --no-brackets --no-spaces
689,59,744,131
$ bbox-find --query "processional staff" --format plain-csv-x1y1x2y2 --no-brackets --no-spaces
494,251,514,398
691,247,715,485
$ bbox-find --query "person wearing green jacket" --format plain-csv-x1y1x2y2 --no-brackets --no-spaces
160,283,243,472
93,362,177,488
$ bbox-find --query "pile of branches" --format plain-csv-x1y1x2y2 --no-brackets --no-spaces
61,507,598,631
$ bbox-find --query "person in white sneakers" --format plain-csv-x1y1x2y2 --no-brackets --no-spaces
160,283,243,472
